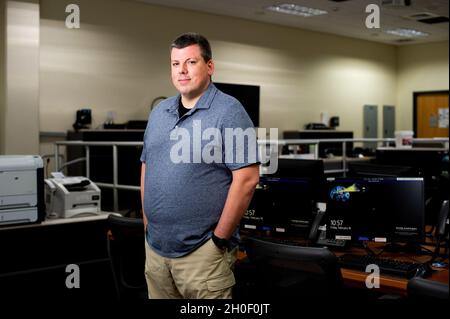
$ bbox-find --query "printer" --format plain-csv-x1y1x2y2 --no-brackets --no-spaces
44,174,101,218
0,155,45,226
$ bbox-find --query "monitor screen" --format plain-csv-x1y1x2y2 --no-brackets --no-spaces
324,177,424,243
266,158,326,201
242,177,315,237
214,82,260,127
241,182,273,232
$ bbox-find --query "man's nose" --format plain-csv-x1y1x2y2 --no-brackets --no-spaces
179,63,188,74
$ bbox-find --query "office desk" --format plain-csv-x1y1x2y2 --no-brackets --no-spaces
1,212,113,230
341,267,448,296
337,249,448,296
237,236,449,297
336,230,449,296
0,212,116,299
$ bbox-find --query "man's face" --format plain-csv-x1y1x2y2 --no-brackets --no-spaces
171,44,214,101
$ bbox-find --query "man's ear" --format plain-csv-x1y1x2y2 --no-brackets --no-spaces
207,60,214,76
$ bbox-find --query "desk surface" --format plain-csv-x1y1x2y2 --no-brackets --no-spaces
341,266,448,296
337,247,448,296
0,211,116,231
43,211,117,225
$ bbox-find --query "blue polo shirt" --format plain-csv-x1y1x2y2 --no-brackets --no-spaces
140,83,258,257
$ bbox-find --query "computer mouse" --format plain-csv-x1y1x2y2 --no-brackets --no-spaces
414,263,433,278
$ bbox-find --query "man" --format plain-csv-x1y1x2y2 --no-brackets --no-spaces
140,32,259,299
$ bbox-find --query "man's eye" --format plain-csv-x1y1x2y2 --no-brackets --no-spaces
188,60,197,65
172,62,179,67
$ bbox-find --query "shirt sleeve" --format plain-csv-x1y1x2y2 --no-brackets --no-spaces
221,102,260,171
140,113,153,163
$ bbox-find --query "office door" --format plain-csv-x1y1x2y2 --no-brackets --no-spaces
414,91,449,138
383,105,395,138
363,104,378,149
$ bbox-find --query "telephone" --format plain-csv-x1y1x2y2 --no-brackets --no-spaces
308,209,347,249
316,232,347,249
308,210,325,242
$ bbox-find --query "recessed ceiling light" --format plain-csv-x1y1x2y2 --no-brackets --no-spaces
266,4,328,17
384,28,429,38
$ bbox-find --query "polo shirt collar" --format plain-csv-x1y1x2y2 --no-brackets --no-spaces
166,82,217,114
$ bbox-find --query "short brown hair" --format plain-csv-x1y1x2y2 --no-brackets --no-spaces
171,32,212,62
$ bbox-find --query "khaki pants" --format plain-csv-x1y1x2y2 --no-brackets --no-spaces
144,238,237,299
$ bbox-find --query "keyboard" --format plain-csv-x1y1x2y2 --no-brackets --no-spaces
316,237,347,249
338,254,422,279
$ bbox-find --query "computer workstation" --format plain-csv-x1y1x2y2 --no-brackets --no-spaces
322,177,430,277
240,166,449,296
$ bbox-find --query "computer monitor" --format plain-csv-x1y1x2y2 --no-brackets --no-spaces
324,177,425,244
214,82,260,127
376,148,449,226
242,177,315,237
375,148,448,183
347,162,418,178
266,158,326,200
241,182,273,232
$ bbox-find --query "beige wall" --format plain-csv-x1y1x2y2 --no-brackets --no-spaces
0,0,444,157
397,41,449,132
2,0,40,155
39,0,397,141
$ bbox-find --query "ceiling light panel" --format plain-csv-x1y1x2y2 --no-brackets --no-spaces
266,3,328,17
384,28,429,37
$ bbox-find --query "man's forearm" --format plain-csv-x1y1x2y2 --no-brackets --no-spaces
214,165,259,239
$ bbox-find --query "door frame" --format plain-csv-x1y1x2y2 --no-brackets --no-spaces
413,90,449,138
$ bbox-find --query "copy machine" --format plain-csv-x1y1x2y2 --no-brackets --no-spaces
44,173,101,218
0,155,45,226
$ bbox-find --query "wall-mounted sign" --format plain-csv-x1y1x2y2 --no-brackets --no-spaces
438,108,449,128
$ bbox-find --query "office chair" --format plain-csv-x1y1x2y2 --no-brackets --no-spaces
407,277,449,300
242,237,344,298
106,214,147,300
429,200,450,262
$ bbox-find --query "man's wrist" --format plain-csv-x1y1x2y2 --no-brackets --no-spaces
212,233,230,251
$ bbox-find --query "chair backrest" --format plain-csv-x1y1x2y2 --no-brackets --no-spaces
407,277,449,300
243,237,343,297
107,214,147,300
